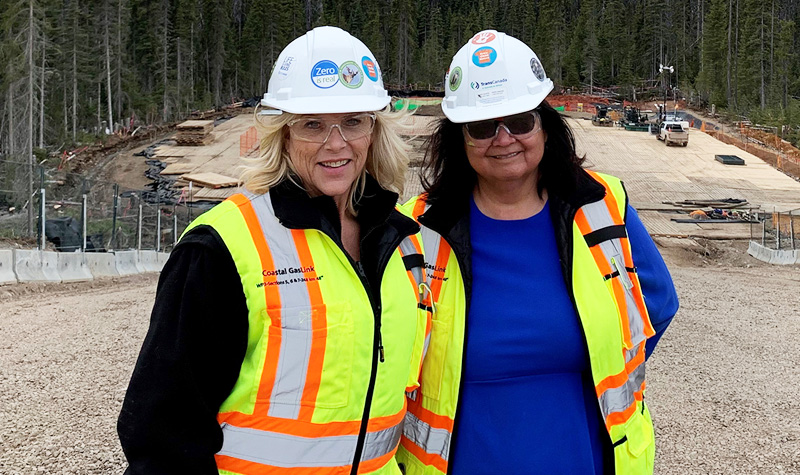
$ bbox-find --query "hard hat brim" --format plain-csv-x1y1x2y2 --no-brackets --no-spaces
442,82,553,123
261,95,391,115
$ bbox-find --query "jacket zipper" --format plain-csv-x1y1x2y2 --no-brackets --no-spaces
349,228,409,475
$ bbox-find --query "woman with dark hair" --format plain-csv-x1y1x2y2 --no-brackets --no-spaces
397,30,679,474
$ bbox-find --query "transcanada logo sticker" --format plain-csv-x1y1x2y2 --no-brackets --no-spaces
311,60,339,89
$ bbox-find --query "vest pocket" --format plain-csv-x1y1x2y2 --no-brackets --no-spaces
613,403,655,474
260,303,354,410
420,303,453,401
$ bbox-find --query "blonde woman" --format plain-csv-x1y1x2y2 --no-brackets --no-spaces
119,27,429,475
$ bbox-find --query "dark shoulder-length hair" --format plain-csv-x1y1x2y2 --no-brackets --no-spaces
421,100,585,204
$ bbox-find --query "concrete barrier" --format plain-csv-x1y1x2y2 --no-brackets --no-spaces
138,250,160,272
0,249,17,285
748,241,800,265
157,252,170,271
768,249,799,265
85,253,120,277
57,252,94,282
114,250,141,276
13,250,61,282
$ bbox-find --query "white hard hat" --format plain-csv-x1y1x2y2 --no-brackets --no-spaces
261,26,390,114
442,30,554,123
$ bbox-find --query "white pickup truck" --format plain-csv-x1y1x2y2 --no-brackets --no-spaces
657,121,689,146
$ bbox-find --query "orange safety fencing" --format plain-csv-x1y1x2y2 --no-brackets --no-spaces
240,126,259,157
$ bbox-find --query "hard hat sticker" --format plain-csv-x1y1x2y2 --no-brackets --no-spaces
339,61,364,89
471,31,496,44
278,56,294,77
362,56,379,82
530,57,546,81
448,66,463,91
476,89,507,107
311,60,340,89
472,47,497,67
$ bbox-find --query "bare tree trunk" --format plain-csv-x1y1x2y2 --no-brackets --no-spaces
116,0,122,124
8,84,15,157
27,0,35,236
726,0,732,105
190,23,195,108
63,82,67,137
162,4,169,122
97,81,102,133
105,3,114,133
39,44,45,148
770,0,774,104
177,37,182,116
760,8,765,108
72,25,77,142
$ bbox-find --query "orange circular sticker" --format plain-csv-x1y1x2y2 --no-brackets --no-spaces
471,31,496,44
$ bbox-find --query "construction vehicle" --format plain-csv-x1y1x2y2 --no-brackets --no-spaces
591,105,614,126
657,120,689,146
620,106,650,131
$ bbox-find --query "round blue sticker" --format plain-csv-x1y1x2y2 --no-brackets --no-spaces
311,60,339,89
472,47,497,67
362,56,379,82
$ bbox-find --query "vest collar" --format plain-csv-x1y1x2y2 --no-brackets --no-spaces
269,174,419,240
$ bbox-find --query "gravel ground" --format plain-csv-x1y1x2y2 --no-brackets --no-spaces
0,241,798,474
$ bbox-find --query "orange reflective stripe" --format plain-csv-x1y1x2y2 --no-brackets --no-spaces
219,407,405,439
604,399,637,431
291,229,327,421
430,239,451,300
407,394,455,431
411,194,428,222
400,436,448,473
215,454,349,475
575,208,633,347
229,194,283,408
595,367,629,397
587,174,655,339
357,449,399,474
625,343,646,374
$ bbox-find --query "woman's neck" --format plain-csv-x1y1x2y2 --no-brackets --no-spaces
473,178,548,220
339,207,360,261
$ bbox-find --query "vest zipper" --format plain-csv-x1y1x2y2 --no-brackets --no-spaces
349,229,404,475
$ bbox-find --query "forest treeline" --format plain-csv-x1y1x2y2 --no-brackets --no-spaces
1,0,799,164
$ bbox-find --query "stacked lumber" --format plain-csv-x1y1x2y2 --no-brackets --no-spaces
182,172,240,189
175,120,215,145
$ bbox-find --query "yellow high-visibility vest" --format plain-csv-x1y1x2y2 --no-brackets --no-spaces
397,171,656,475
186,192,430,475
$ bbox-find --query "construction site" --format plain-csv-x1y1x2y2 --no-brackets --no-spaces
1,97,799,474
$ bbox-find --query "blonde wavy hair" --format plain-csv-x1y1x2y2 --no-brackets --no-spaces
241,105,411,216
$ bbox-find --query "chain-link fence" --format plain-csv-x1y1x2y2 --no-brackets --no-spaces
0,160,211,252
752,209,798,251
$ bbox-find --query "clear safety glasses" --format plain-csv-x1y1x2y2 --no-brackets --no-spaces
463,111,541,142
287,113,376,143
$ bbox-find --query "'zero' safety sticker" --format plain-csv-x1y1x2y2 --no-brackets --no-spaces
311,60,339,89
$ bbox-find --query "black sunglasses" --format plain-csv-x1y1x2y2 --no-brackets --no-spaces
464,111,540,141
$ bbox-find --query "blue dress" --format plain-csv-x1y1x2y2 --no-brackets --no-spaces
448,199,678,474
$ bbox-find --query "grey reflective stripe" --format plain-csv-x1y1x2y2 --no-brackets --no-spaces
579,200,647,347
402,411,450,460
597,361,646,419
398,237,425,288
219,421,402,468
419,227,442,282
250,193,314,420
